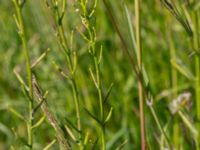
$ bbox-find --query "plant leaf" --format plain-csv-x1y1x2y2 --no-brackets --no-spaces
91,138,99,150
104,107,113,125
31,48,50,69
32,115,46,129
178,111,198,136
8,107,26,122
64,125,77,142
170,59,194,80
43,139,56,150
84,107,101,125
103,83,114,104
115,139,128,150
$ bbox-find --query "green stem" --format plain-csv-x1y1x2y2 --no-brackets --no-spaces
12,0,33,149
167,20,179,149
78,1,106,149
192,8,200,150
94,57,103,120
135,0,145,149
79,1,106,148
149,106,173,150
195,55,200,149
51,0,82,148
196,56,200,119
71,79,82,138
94,55,105,150
101,126,106,150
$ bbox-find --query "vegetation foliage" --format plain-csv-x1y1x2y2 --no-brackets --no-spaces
0,0,200,149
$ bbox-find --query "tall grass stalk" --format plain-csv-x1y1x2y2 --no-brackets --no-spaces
12,0,33,149
32,75,70,150
161,0,200,148
170,47,179,149
166,19,179,148
135,1,146,149
102,1,148,148
47,0,83,148
192,7,200,149
102,0,146,96
102,1,174,149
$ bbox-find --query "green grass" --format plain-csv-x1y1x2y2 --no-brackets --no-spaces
0,0,200,149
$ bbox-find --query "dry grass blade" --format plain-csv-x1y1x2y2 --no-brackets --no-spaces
32,75,70,150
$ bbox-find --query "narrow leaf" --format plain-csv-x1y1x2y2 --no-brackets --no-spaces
83,131,89,146
64,125,77,142
115,139,128,150
103,83,114,104
170,59,194,80
32,115,46,129
31,48,50,69
65,119,80,133
84,108,101,125
8,107,26,122
91,138,99,150
32,91,49,117
13,69,27,88
43,139,56,150
124,4,137,55
52,61,69,79
178,111,198,136
107,128,126,149
98,45,103,64
89,68,98,88
104,107,113,124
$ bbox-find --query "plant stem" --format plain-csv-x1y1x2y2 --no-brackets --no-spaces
170,43,179,149
135,0,145,149
32,75,70,150
167,20,179,149
196,55,200,149
87,20,105,150
78,1,106,149
94,57,103,120
148,105,173,150
50,0,82,148
192,7,200,150
12,0,33,149
94,56,105,150
71,78,81,138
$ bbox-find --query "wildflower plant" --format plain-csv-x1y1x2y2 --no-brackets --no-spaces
76,0,113,149
1,0,200,149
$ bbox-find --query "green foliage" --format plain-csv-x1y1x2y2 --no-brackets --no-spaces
0,0,200,149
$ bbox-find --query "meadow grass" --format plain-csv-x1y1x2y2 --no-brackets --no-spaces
0,0,200,149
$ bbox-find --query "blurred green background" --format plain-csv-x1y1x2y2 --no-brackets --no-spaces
0,0,196,149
